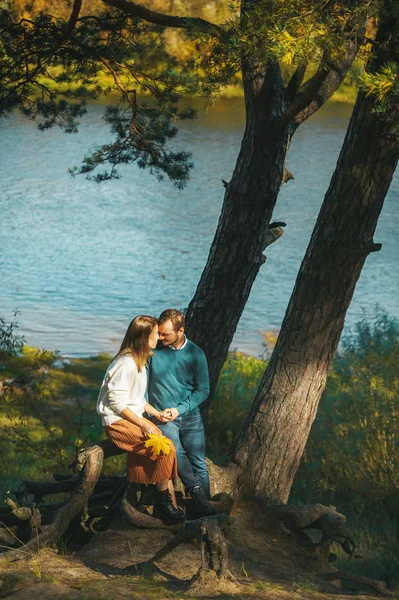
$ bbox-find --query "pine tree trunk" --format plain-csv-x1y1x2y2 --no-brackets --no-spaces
185,60,289,390
184,17,361,394
232,85,399,503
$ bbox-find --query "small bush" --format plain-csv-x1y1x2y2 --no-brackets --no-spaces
206,351,265,461
0,317,111,500
293,308,399,518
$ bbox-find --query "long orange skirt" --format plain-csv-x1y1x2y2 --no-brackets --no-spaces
104,418,178,484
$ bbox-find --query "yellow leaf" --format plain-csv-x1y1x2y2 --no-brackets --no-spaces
144,434,173,456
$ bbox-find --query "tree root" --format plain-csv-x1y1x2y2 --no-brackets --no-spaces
263,503,356,559
0,442,235,564
1,441,119,561
188,517,238,595
0,526,19,548
120,484,181,531
9,475,126,505
127,514,234,579
322,570,393,596
0,499,41,547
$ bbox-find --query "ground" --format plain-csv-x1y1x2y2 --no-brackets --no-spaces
0,500,395,600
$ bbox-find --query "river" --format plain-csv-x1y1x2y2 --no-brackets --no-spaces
1,99,398,358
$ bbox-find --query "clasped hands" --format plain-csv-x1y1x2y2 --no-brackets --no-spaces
157,407,179,422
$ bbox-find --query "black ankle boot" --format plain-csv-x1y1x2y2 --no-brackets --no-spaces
137,484,157,514
188,485,215,517
153,489,186,525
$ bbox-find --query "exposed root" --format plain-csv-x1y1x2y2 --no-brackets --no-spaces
120,484,180,531
322,570,393,596
126,514,234,580
199,515,230,577
186,567,241,596
263,503,356,559
1,441,120,561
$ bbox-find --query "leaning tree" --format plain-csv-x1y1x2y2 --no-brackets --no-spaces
232,0,399,503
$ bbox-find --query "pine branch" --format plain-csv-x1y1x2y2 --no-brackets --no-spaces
282,16,370,128
281,61,330,126
101,0,220,36
286,62,307,100
293,36,360,127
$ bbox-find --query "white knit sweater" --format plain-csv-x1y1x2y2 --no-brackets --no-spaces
96,354,147,426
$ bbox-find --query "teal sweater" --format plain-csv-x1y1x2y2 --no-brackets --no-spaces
147,339,210,417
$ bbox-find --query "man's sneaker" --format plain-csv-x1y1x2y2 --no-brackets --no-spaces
188,485,215,517
153,489,186,525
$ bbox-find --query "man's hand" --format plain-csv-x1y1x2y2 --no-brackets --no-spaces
158,408,179,422
140,418,162,437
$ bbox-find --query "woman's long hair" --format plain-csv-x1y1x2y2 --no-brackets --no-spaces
115,315,158,371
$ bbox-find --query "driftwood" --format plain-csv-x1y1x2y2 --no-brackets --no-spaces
322,570,393,596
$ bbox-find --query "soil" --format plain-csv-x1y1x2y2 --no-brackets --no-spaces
0,501,396,599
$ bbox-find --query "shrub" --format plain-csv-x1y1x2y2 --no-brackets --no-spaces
206,351,265,461
293,308,399,518
0,317,110,500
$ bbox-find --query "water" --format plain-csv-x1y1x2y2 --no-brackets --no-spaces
1,99,398,358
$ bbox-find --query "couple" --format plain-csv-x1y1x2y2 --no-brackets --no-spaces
96,309,212,525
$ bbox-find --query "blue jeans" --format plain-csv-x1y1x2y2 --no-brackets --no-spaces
156,409,210,497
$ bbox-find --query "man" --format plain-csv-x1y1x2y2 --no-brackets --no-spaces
147,308,214,516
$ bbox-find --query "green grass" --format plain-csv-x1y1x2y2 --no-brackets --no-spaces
0,348,124,503
333,513,399,592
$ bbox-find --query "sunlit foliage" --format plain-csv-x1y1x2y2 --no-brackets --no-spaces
0,1,197,186
0,332,112,499
296,309,399,518
0,0,378,183
207,351,265,460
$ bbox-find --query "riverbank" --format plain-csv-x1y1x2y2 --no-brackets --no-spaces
1,310,398,591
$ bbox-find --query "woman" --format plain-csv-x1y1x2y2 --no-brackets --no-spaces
97,315,185,525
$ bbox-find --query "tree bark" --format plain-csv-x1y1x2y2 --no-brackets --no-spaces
184,13,363,393
185,57,289,391
232,42,399,502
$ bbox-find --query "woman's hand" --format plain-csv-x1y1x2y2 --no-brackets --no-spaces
159,408,179,422
140,418,161,437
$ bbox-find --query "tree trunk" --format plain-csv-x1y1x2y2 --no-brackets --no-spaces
185,29,362,394
185,59,289,390
232,79,399,502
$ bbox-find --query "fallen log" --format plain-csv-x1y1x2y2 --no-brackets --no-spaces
322,570,392,596
10,475,126,503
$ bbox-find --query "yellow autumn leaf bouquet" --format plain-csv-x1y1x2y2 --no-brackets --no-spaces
144,433,173,457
